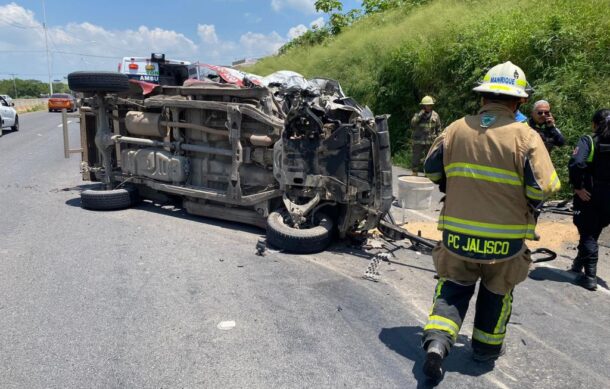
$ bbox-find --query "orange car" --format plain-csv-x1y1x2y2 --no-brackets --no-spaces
48,93,77,112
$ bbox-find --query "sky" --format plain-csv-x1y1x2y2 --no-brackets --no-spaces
0,0,360,82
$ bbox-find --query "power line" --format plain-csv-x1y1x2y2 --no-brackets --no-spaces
0,20,39,29
52,50,119,59
0,72,65,76
0,49,46,53
0,49,119,59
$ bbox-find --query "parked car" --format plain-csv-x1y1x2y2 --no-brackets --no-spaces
48,93,76,112
0,94,13,106
67,69,392,253
0,95,18,133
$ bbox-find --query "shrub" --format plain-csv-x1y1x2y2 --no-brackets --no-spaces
248,0,610,198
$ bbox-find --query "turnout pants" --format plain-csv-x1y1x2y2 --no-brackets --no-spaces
422,245,531,355
411,142,431,173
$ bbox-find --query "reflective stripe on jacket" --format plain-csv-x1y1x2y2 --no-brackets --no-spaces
424,103,560,263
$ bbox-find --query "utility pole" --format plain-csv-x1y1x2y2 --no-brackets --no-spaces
42,0,53,95
9,73,17,98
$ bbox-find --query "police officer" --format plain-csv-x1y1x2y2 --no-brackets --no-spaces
568,109,610,291
529,100,565,152
411,96,441,175
421,62,560,381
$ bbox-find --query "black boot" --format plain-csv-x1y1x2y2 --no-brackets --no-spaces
423,340,446,382
575,257,597,291
569,255,584,273
473,342,506,362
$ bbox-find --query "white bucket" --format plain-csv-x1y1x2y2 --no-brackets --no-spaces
398,175,435,210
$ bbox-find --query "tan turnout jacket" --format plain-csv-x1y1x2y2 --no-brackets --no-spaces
424,103,561,264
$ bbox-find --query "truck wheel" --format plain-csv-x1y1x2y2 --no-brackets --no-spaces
11,115,18,131
68,71,130,93
266,210,334,254
81,186,139,211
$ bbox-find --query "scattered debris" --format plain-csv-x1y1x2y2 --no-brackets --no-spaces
255,239,267,256
377,252,393,261
217,321,236,330
363,237,384,249
541,200,573,215
362,254,382,282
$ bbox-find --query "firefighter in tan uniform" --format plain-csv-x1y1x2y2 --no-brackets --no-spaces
411,96,442,175
420,62,561,381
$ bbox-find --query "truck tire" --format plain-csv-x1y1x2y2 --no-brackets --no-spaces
68,71,130,93
11,115,18,131
266,210,334,254
81,186,139,211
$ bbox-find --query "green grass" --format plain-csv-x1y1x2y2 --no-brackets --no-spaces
248,0,610,197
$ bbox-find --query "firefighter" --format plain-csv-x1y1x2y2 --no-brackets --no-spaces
568,109,610,291
411,96,442,175
421,61,561,381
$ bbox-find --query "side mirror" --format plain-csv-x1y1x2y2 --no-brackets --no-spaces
10,102,14,107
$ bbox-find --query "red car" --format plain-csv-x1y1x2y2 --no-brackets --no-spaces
48,93,76,112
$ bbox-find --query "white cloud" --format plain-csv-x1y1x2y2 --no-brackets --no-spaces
0,3,198,78
0,2,321,79
239,31,286,57
287,24,308,39
271,0,317,14
197,24,219,44
309,16,325,29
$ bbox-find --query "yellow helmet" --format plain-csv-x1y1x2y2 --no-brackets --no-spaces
420,96,435,105
473,61,529,98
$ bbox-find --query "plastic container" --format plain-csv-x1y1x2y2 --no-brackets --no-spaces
397,175,435,210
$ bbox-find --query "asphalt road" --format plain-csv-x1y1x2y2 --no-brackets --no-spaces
1,112,609,388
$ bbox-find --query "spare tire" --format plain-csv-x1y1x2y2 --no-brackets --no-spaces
266,210,334,254
68,71,129,93
81,186,139,211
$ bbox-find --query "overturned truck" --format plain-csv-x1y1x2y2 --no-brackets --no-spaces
68,70,392,253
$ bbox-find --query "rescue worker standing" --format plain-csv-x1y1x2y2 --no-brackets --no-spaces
421,62,561,381
411,96,442,175
568,109,610,291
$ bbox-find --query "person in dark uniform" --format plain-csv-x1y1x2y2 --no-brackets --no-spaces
529,100,565,152
568,108,610,291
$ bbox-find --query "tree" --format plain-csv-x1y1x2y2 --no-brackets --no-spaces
314,0,343,13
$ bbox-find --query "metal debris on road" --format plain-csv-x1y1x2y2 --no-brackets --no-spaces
363,254,387,282
255,239,267,256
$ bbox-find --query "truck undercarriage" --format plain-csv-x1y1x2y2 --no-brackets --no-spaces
69,70,393,253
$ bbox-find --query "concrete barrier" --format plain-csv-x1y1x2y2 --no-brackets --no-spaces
13,98,48,113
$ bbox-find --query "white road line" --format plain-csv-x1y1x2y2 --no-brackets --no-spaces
57,120,72,127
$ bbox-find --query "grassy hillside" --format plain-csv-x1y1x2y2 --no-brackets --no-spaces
248,0,610,197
